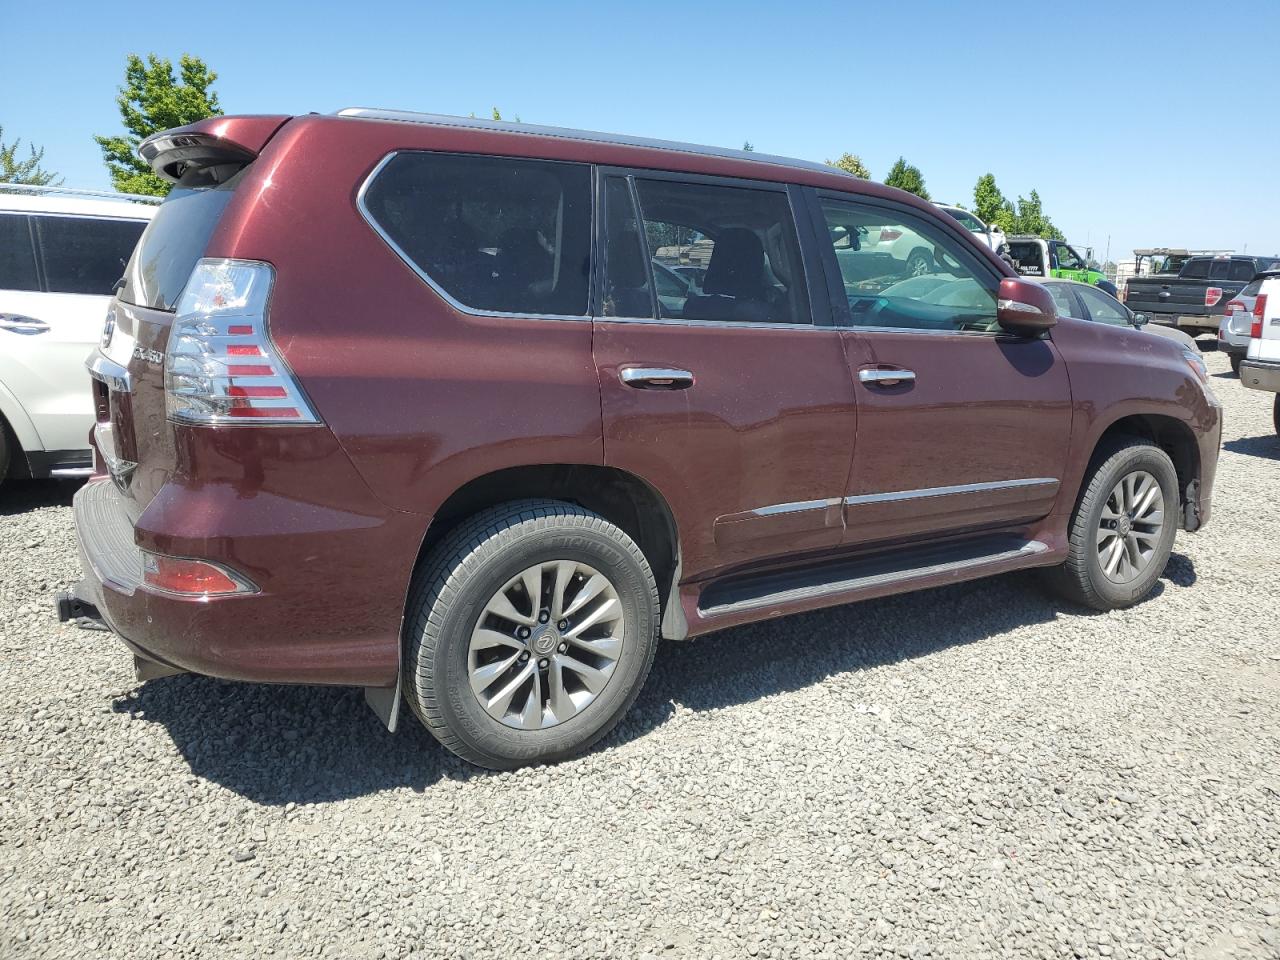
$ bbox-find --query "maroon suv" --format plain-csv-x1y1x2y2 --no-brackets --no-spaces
63,109,1221,769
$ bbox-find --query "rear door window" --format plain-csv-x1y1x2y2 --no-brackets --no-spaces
361,152,592,317
632,177,810,324
34,215,147,296
0,213,39,292
1208,260,1230,280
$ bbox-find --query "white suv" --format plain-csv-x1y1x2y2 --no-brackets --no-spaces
934,204,1007,254
0,186,155,483
1239,271,1280,434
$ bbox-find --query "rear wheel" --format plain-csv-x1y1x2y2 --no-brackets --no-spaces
1273,394,1280,437
906,248,932,277
1230,355,1241,374
404,500,659,770
1043,439,1179,611
0,417,11,487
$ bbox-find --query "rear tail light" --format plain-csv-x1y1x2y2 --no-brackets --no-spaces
1251,294,1268,339
165,259,320,425
1205,287,1223,307
142,552,257,597
879,228,902,242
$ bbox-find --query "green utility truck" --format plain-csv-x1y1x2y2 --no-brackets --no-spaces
1007,237,1117,296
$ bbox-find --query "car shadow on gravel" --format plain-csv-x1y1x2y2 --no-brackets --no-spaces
111,553,1199,805
0,479,82,515
1223,435,1280,460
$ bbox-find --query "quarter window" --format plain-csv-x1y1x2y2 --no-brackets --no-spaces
0,214,39,292
820,197,998,333
362,153,592,316
632,178,809,324
34,215,146,295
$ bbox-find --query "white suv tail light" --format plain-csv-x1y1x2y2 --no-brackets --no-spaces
165,259,320,425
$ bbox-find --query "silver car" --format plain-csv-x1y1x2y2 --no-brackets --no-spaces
1218,274,1271,374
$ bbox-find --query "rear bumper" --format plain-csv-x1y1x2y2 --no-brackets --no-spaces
70,477,424,687
1240,359,1280,393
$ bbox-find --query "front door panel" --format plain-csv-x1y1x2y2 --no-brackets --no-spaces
841,331,1071,544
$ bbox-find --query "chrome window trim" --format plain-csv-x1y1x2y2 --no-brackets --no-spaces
354,151,592,323
843,477,1058,507
598,314,822,332
751,497,842,517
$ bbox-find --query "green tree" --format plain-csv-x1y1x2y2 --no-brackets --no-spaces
825,152,869,179
883,156,929,199
972,173,1006,225
1010,190,1064,240
0,126,62,186
94,54,222,197
742,140,754,152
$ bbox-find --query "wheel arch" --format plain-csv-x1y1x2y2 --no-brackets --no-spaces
1087,413,1201,527
412,463,683,640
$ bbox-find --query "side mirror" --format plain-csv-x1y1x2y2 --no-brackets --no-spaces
1130,311,1149,327
996,277,1057,336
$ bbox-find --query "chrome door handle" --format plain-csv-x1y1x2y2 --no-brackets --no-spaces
620,367,694,390
859,368,916,387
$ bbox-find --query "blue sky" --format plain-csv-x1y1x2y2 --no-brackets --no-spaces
7,0,1277,262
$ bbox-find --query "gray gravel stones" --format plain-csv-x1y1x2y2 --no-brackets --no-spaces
2,348,1279,959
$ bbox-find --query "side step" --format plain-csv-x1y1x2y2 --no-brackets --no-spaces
698,535,1049,617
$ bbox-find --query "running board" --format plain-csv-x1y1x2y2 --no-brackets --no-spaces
698,535,1049,618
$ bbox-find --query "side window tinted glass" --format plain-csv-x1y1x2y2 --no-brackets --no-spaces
1182,259,1209,279
1209,259,1230,280
363,153,592,316
35,216,146,295
1047,285,1080,318
601,176,654,319
1076,286,1130,326
635,179,809,324
820,197,997,332
0,214,39,292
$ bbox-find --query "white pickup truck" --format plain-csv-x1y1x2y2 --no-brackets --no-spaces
1238,270,1280,434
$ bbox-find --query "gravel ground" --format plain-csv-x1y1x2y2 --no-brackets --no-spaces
2,347,1279,960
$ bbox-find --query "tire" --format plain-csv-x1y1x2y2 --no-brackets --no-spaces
905,249,932,277
1230,355,1242,375
0,416,10,487
404,499,660,770
1273,394,1280,437
1042,438,1179,611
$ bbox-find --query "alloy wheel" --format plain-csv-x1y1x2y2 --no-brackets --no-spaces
468,560,625,729
1096,470,1164,584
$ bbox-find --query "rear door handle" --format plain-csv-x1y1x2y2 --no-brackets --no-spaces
858,367,915,387
620,367,694,390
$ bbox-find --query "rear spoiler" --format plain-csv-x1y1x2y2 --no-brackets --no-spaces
138,115,290,184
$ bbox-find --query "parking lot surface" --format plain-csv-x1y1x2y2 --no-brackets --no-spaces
2,348,1278,960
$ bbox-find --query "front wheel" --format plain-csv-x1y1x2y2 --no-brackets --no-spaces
404,500,659,770
1042,439,1179,611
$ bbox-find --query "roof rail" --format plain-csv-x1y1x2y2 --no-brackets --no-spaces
0,183,162,205
335,107,846,178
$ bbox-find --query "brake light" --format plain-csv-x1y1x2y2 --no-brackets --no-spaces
165,259,320,425
1205,287,1223,307
142,553,256,597
879,228,902,242
1251,294,1268,339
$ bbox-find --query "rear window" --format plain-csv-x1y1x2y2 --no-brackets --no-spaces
1008,241,1044,276
120,172,240,311
34,215,147,296
0,213,39,292
1181,259,1209,279
361,152,592,317
1228,260,1257,281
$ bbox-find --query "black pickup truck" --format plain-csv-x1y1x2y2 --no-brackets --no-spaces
1124,254,1280,334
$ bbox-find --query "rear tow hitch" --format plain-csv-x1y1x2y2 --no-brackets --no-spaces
55,591,111,632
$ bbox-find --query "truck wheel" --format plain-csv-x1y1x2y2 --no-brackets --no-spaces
404,499,659,770
1230,355,1241,375
1042,438,1178,611
1274,395,1280,437
0,418,10,487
